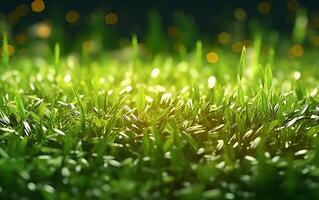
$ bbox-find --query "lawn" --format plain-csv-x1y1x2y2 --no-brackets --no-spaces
1,2,319,199
1,27,319,199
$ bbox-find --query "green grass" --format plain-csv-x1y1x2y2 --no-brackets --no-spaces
1,32,9,67
2,36,319,200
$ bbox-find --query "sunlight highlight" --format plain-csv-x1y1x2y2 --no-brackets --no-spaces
208,76,217,89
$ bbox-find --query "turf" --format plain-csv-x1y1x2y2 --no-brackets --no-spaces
1,37,319,200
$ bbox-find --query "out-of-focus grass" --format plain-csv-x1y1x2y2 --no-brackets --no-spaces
1,17,319,199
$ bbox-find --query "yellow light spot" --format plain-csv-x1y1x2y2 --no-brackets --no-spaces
206,52,219,64
16,33,28,44
232,41,244,53
65,10,80,24
82,41,93,52
7,12,20,25
287,0,299,12
258,2,271,14
217,32,231,44
168,26,178,37
35,23,52,39
31,0,45,13
290,44,304,57
233,8,247,21
16,4,29,16
105,12,118,25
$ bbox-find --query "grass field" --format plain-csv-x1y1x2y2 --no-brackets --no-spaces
2,29,319,200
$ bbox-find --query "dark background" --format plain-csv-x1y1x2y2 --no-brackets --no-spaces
1,0,319,52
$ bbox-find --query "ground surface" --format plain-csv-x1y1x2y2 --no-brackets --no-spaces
1,43,319,199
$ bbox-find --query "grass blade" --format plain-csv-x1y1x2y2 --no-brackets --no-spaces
238,46,246,80
0,147,9,158
182,131,198,152
293,8,308,44
73,87,86,134
132,35,139,60
264,64,273,90
237,81,245,106
1,32,9,67
54,42,60,74
15,91,26,121
195,40,202,67
136,86,146,114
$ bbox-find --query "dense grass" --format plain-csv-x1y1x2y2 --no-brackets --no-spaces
1,35,319,200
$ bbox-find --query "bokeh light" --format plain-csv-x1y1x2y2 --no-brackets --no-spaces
0,45,15,56
82,40,94,52
7,4,30,25
258,2,271,14
65,10,80,24
31,0,45,13
105,12,118,25
232,41,244,53
64,74,72,83
34,23,52,39
290,44,304,57
206,51,219,64
208,76,216,89
233,8,247,21
151,68,160,78
217,32,231,44
287,0,299,12
8,45,15,56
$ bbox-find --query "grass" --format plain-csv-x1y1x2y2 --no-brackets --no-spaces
1,34,319,200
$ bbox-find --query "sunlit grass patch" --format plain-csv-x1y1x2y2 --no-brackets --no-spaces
1,31,319,199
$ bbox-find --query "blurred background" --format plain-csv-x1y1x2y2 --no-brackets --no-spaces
1,0,319,58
